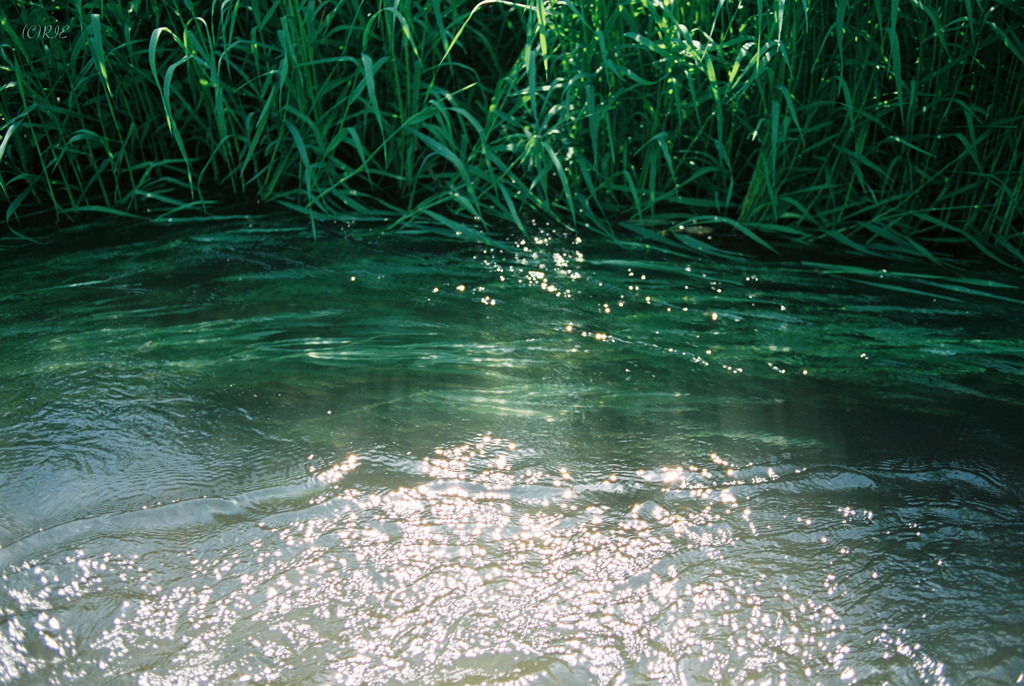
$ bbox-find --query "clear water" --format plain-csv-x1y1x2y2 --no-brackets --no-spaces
1,220,1023,685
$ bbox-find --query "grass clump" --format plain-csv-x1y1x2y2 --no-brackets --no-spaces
1,0,1022,264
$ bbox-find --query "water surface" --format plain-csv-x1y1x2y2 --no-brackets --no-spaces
2,220,1023,684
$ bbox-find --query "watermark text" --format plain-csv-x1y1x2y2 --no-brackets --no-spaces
20,22,72,40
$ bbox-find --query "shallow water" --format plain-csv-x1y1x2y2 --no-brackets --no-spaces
1,220,1023,685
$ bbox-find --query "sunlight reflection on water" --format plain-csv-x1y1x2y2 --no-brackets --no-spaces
1,431,987,684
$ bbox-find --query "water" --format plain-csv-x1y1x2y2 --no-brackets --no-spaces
2,220,1023,685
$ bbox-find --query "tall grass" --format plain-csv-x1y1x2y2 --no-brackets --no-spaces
1,0,1022,264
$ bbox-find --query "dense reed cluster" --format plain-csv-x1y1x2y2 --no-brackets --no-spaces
2,0,1022,263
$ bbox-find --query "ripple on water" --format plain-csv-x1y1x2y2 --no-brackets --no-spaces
1,433,984,685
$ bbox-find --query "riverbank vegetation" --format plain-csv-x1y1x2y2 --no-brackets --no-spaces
2,0,1022,265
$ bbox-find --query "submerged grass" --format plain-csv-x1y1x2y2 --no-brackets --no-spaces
1,0,1022,264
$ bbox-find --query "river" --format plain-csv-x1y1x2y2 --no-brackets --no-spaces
1,219,1022,684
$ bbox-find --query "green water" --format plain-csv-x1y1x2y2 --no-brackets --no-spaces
1,220,1023,685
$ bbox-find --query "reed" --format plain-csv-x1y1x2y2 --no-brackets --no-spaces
1,0,1022,264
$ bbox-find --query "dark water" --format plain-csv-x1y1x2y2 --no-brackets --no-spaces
1,220,1023,685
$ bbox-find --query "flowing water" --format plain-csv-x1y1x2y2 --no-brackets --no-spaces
1,219,1023,685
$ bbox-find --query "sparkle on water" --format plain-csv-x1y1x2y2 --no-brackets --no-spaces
1,219,1023,685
